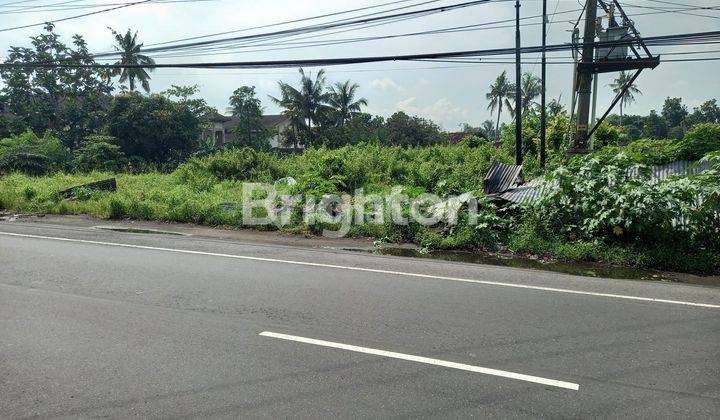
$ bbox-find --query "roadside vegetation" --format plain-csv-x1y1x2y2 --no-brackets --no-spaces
1,26,719,274
2,123,719,274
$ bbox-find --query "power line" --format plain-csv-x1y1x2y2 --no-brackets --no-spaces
4,30,720,69
145,0,429,47
0,0,212,15
90,0,500,58
0,0,155,32
85,2,720,61
137,10,582,61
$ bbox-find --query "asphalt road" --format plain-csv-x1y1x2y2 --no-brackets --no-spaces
1,221,719,418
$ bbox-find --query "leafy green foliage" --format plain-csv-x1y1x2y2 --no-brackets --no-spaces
592,122,622,149
384,112,447,147
106,93,200,163
525,151,720,272
0,24,112,147
162,84,212,118
623,139,676,165
0,130,71,175
227,86,269,150
674,123,720,161
73,140,127,173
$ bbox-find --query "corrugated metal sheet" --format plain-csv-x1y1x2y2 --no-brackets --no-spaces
483,161,522,195
498,160,715,205
643,160,713,182
497,178,549,205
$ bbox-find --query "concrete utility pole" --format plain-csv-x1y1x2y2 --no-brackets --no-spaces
515,0,522,166
573,0,598,151
540,0,547,167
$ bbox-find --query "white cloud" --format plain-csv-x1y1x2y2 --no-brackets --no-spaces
368,77,404,92
395,97,472,130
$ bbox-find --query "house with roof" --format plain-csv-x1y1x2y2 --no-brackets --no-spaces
201,112,296,149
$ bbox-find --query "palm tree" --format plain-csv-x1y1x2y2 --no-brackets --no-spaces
506,73,541,119
480,120,495,140
547,94,565,118
520,72,541,114
486,71,514,140
609,71,642,125
270,68,332,143
328,80,367,126
108,27,155,93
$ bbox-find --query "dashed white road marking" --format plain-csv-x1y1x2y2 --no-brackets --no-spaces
1,231,718,309
259,331,580,390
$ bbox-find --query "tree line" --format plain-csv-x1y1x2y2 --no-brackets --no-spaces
1,25,717,175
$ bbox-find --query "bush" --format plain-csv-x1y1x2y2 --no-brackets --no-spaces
673,123,720,161
108,198,127,219
624,139,676,165
592,122,622,149
527,152,720,254
0,130,71,175
73,141,127,173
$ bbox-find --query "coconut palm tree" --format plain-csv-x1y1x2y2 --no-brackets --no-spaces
609,71,642,125
270,68,332,143
482,119,496,139
328,80,367,126
108,27,155,93
486,71,514,140
520,72,541,114
506,73,542,119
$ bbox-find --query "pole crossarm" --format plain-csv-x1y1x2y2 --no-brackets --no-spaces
577,56,660,73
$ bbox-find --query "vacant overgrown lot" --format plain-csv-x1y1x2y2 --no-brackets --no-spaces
2,127,719,274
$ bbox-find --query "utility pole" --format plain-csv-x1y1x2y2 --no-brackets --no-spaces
572,0,598,152
515,0,522,166
540,0,547,167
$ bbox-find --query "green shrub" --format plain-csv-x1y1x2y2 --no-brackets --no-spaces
0,130,71,175
592,122,622,149
673,123,720,161
527,152,720,255
624,139,676,165
73,141,127,173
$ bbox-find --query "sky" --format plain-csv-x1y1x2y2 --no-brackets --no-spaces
0,0,718,130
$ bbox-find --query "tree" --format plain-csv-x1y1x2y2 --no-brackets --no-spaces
270,68,332,144
228,86,269,150
328,80,367,126
661,97,688,138
519,72,541,115
609,71,641,125
162,84,210,118
108,28,155,93
384,111,446,147
486,71,514,140
687,99,720,126
641,110,668,139
480,120,496,140
0,24,112,147
547,97,566,118
106,93,200,163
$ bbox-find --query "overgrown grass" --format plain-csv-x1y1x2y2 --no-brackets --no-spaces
1,140,719,275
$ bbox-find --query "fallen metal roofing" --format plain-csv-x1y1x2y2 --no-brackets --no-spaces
633,160,714,182
497,178,549,206
497,160,715,206
483,161,522,195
